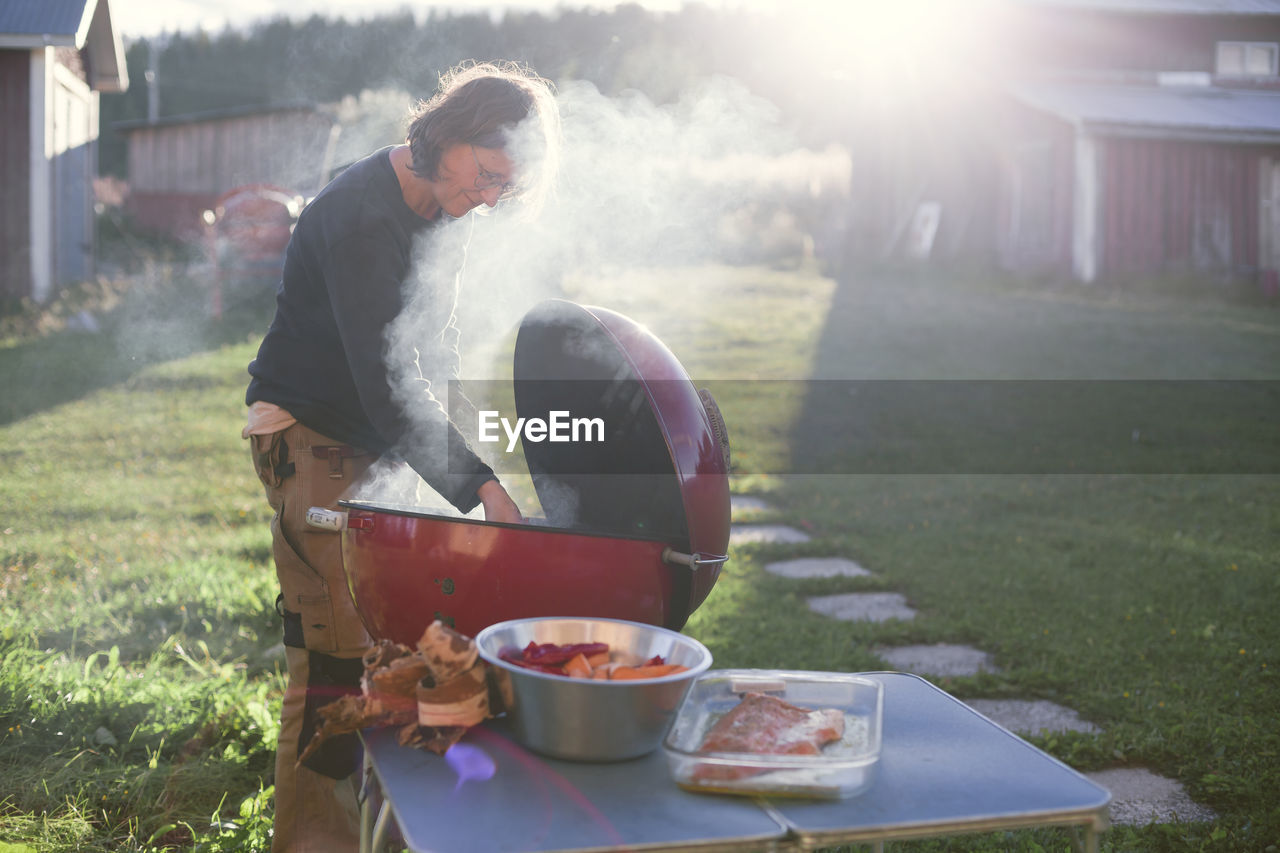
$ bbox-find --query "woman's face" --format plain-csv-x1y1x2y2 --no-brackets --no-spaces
430,144,516,218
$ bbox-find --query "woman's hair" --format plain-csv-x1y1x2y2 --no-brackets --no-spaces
406,61,560,207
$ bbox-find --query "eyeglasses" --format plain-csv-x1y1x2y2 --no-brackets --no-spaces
471,145,520,200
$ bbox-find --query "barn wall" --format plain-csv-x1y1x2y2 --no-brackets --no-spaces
50,61,97,287
125,191,219,240
1100,138,1270,280
0,50,32,302
123,109,333,239
996,105,1077,276
996,8,1280,79
125,110,333,194
844,87,1003,265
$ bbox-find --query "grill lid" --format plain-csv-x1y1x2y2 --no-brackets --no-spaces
513,299,730,624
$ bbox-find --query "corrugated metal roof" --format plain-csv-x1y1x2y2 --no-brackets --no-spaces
1010,80,1280,142
0,0,92,44
1015,0,1280,13
0,0,126,91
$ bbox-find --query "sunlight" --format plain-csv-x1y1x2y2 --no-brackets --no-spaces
790,0,1001,98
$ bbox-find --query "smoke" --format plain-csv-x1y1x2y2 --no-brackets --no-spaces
327,89,419,175
373,73,850,518
448,74,848,373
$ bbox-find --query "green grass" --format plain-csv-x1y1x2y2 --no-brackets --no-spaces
568,266,1280,851
1,275,282,851
1,262,1278,851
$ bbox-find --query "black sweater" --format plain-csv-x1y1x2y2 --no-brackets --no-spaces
246,147,494,512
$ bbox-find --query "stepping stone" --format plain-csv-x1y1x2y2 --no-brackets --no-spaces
1086,768,1217,825
875,643,998,677
766,557,872,579
964,699,1100,735
730,524,811,545
730,495,772,515
807,593,915,622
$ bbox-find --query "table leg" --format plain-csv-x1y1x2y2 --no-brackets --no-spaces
1067,824,1099,853
370,801,393,852
359,754,378,853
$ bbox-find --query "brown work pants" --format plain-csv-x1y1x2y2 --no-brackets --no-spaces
250,421,376,853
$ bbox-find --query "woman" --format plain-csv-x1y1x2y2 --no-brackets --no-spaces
244,61,559,852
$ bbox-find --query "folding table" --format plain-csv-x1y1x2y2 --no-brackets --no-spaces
359,672,1110,852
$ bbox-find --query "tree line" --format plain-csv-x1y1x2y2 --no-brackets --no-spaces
98,3,835,178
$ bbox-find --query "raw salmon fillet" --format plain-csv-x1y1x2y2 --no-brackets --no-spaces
699,692,844,755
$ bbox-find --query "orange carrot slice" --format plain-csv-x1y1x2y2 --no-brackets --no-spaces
564,653,592,678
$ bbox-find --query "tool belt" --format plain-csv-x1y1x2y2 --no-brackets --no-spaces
269,440,370,481
311,444,370,479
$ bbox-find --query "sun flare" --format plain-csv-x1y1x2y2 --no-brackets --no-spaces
784,0,1001,92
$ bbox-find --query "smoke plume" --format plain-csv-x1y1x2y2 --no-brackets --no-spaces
369,74,849,517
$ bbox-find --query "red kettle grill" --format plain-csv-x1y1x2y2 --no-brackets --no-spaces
312,299,731,643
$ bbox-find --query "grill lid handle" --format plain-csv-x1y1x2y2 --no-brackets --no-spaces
662,548,729,571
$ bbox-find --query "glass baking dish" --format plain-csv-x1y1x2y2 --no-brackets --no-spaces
662,669,883,799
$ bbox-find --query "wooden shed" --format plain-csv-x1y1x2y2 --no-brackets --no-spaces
839,0,1280,290
993,0,1280,287
0,0,127,304
1000,80,1280,285
113,103,338,240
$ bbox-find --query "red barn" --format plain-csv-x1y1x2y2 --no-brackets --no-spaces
997,0,1280,288
113,102,336,241
843,0,1280,290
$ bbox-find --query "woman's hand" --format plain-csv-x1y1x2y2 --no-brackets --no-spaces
477,480,523,524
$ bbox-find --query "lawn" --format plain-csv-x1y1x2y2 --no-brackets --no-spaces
0,260,1277,851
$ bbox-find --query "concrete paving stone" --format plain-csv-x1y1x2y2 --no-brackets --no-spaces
964,699,1100,735
807,592,916,622
730,524,811,544
875,643,999,677
1086,768,1217,825
730,495,772,515
766,557,873,579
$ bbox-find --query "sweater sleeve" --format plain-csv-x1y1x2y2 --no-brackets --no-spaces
322,229,495,513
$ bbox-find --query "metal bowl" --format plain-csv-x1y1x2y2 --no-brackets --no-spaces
475,616,713,762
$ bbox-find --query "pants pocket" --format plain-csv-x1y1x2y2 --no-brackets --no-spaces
272,511,339,653
297,651,365,780
250,431,287,490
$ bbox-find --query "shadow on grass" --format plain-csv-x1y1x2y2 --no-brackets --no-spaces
783,268,1280,478
0,279,276,426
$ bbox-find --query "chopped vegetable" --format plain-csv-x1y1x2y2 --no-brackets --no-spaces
497,649,562,674
520,641,609,665
564,653,593,678
497,642,690,680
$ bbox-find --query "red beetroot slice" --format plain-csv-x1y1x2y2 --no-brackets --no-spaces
519,641,609,665
497,648,565,674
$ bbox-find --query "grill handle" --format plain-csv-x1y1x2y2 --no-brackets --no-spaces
662,548,729,571
305,507,346,531
307,506,375,531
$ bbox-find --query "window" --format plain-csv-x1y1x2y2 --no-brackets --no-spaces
1216,41,1280,77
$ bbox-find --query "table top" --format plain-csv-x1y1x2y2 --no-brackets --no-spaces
363,725,788,852
363,671,1110,853
765,673,1111,847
